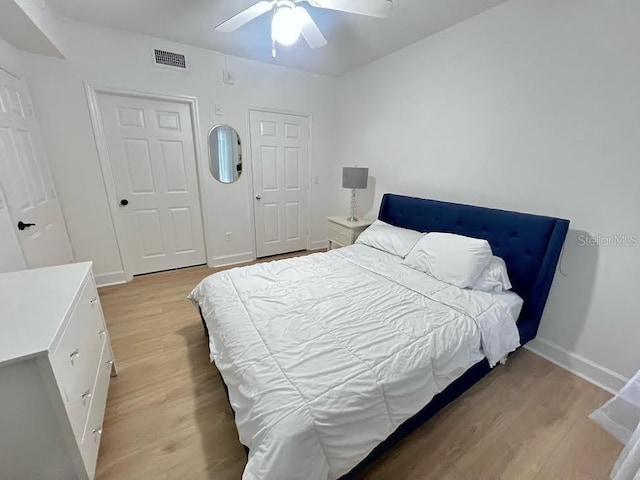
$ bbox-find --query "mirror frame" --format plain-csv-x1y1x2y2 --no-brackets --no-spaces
207,124,242,184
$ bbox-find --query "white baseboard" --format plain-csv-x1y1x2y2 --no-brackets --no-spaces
211,251,255,268
525,337,628,394
310,240,328,251
212,244,330,268
95,270,127,288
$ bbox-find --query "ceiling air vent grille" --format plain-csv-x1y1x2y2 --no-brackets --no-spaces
153,49,187,69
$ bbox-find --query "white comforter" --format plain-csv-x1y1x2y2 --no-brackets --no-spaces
189,245,522,480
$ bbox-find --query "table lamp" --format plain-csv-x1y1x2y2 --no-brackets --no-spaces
342,167,369,222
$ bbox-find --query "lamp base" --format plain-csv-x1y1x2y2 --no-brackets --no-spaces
348,188,359,223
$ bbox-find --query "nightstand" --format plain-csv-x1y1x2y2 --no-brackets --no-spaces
327,216,373,249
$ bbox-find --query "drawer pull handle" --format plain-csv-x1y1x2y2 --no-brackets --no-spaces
98,330,107,337
92,427,103,436
81,389,92,400
106,359,114,367
69,349,80,361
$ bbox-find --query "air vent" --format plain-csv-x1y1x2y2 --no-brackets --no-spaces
153,49,188,70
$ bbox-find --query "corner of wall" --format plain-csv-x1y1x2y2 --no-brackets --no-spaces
525,337,629,394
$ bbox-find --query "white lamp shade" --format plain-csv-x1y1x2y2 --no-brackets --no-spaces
342,167,369,189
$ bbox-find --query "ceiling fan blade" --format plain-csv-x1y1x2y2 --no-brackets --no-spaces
215,1,274,33
305,0,392,18
296,7,327,48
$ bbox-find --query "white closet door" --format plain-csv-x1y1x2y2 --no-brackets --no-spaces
98,93,206,275
0,68,73,269
250,110,309,258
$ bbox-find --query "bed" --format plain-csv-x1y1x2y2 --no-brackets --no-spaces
189,193,570,480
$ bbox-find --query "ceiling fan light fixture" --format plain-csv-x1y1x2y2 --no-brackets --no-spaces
271,1,301,46
216,0,390,54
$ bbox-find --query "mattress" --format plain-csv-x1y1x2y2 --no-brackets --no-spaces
189,244,522,480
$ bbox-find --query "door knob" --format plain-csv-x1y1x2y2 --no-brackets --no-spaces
255,194,262,200
17,221,36,231
120,199,129,206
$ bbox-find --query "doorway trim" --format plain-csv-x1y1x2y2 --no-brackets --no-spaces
85,85,209,282
245,106,313,258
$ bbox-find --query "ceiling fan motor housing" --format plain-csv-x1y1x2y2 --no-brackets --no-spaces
275,0,296,9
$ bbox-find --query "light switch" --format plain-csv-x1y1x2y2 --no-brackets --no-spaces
223,69,234,85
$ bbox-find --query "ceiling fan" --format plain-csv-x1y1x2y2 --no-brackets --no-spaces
215,0,393,57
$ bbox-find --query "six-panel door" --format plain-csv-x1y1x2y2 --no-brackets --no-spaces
249,110,309,258
0,69,74,268
98,94,206,275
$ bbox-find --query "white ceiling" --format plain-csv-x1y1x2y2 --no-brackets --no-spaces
47,0,507,76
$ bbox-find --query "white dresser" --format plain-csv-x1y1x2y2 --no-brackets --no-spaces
0,262,116,480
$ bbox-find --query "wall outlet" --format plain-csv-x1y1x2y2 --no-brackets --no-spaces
225,232,231,242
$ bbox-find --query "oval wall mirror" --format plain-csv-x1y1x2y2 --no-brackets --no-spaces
208,125,242,183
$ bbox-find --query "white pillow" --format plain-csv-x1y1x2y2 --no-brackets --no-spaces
403,232,493,288
355,220,424,258
471,256,512,293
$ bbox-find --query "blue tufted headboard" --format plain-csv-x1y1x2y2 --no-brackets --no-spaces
378,194,569,345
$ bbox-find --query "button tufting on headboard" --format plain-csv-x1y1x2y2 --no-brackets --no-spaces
378,193,570,345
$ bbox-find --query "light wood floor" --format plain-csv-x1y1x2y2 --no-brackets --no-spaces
96,255,622,480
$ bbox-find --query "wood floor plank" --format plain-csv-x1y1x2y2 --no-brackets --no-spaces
533,388,621,480
95,256,622,480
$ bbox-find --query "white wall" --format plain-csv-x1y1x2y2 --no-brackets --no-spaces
0,37,28,273
12,0,637,390
20,18,338,284
335,0,640,386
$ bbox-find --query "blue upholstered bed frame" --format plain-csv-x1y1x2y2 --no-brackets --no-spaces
341,194,569,478
201,193,570,478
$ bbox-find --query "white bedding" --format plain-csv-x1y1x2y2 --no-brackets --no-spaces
189,244,522,480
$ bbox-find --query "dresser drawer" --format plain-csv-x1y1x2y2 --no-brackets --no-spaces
50,275,107,441
80,341,113,478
